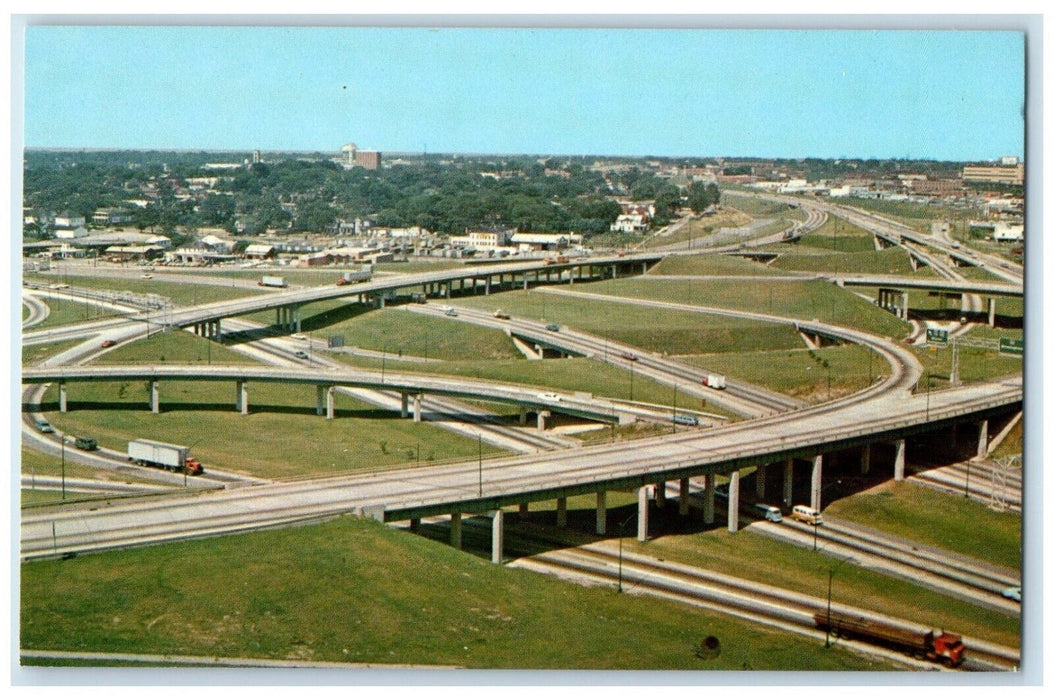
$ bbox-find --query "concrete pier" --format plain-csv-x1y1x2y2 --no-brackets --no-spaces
810,455,823,510
679,478,690,515
637,486,649,542
59,381,67,413
450,513,462,549
977,419,989,459
727,471,741,533
894,439,906,481
783,458,794,507
861,444,871,475
556,497,567,528
596,491,607,535
151,380,160,414
703,476,715,525
491,510,503,565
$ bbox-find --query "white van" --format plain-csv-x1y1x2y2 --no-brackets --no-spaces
754,504,783,522
792,505,823,525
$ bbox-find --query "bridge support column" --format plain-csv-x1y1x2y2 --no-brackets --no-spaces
977,420,989,459
519,407,527,425
450,513,462,550
316,386,325,416
536,410,549,431
409,518,420,532
637,486,649,542
901,291,910,320
654,482,666,509
491,510,504,565
150,380,160,414
596,491,607,534
295,307,302,333
810,455,823,511
988,298,997,327
413,394,422,423
861,444,871,475
326,386,335,420
893,439,905,481
485,277,491,295
783,459,794,508
556,497,567,528
703,476,715,525
400,392,409,419
727,471,741,533
519,502,529,520
755,464,767,499
59,381,67,413
679,478,690,515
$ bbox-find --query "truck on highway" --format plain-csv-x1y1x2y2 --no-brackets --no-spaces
258,276,288,288
336,270,372,286
701,374,726,390
128,439,204,475
544,255,569,265
813,612,965,666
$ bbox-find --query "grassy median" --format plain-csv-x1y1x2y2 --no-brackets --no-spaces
19,516,897,670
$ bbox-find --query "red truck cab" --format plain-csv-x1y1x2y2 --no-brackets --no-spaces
184,458,204,476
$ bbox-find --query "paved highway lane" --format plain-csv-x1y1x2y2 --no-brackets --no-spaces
21,374,1020,560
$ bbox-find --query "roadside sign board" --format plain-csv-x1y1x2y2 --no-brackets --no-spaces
328,335,345,348
999,338,1023,356
926,328,949,344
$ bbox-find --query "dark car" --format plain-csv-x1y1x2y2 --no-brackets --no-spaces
545,324,560,332
101,339,117,348
294,350,310,360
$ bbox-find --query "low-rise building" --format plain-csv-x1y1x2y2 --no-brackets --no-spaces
510,232,583,251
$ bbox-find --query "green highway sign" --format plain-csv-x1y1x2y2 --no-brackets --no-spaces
999,338,1024,356
926,328,949,344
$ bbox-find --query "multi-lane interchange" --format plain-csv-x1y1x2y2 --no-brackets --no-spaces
20,199,1024,669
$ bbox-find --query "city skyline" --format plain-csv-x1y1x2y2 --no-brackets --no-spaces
21,26,1025,161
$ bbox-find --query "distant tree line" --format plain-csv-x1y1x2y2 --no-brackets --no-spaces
24,152,715,237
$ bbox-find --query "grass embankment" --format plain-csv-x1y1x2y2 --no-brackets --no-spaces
575,277,910,339
912,344,1021,388
245,303,521,361
22,295,121,329
19,516,893,670
643,208,754,249
723,192,806,220
823,481,1021,572
837,197,986,235
20,447,167,506
648,254,798,277
989,421,1023,459
770,245,919,276
25,273,260,306
454,289,806,354
338,356,729,420
624,521,1019,650
22,338,89,366
684,345,880,403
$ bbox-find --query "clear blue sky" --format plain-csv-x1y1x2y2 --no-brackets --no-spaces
22,26,1025,161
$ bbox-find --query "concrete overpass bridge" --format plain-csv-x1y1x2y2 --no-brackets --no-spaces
21,374,1021,562
161,254,663,340
22,364,663,431
832,275,1023,326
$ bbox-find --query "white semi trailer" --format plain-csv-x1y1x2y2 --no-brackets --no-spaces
127,439,204,475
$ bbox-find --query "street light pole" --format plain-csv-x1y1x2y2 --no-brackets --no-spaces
825,568,834,648
60,434,66,500
478,433,482,497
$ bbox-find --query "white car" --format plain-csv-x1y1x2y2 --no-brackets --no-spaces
291,333,306,340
